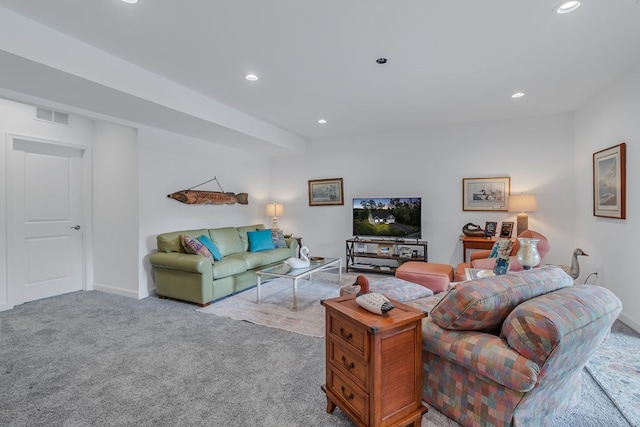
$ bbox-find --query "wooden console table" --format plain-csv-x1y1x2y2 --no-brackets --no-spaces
459,235,496,262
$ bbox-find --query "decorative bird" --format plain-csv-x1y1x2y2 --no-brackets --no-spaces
558,248,589,279
284,246,310,268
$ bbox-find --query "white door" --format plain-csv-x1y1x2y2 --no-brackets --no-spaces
8,137,84,304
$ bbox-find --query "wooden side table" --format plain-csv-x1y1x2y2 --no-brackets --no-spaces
321,294,427,427
459,235,496,262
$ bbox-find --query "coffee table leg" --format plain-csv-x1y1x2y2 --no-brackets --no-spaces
257,274,262,304
338,260,342,283
292,278,298,311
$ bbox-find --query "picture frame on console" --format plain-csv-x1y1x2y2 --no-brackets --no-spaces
462,177,510,211
593,142,626,219
484,221,497,237
500,221,514,238
308,178,344,206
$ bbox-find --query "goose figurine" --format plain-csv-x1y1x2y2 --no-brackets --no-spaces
557,248,588,280
284,246,310,269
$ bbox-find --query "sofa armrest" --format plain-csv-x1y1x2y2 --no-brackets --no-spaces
285,238,300,254
423,320,539,392
469,250,492,261
150,252,213,276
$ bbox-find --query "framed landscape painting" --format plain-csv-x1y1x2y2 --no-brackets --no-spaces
593,142,626,219
308,178,344,206
462,177,510,211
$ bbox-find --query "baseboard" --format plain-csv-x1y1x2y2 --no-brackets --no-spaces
93,283,140,299
618,312,640,334
0,302,15,312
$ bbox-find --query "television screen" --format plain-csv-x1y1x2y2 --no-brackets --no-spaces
352,197,422,239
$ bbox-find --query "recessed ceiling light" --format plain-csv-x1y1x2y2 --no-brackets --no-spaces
511,92,525,99
122,0,138,3
244,74,258,81
555,1,581,14
318,119,327,124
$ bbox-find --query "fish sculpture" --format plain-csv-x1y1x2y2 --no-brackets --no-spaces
167,190,249,205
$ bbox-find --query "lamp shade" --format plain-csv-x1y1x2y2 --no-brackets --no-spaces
508,194,537,213
265,203,284,217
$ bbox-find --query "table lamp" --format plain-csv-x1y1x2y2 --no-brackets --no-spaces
265,203,284,231
508,194,537,236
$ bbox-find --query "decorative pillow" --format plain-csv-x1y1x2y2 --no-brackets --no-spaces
488,239,513,258
180,235,214,262
197,234,222,261
429,266,573,332
247,229,275,252
271,229,288,248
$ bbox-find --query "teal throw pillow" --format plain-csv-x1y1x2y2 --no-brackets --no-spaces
197,234,222,261
248,229,275,252
271,229,288,248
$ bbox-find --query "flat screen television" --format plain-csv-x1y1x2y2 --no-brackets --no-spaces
352,197,422,239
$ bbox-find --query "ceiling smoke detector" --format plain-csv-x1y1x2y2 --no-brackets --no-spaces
376,58,387,64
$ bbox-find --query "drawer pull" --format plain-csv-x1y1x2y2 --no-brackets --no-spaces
341,356,355,370
340,385,354,401
339,327,353,341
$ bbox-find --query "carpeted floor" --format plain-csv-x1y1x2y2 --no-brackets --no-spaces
0,290,634,426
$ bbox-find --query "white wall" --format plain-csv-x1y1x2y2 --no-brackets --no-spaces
271,113,576,271
574,61,640,331
92,122,140,298
137,127,273,295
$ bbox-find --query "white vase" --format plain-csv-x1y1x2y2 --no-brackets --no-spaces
516,238,540,270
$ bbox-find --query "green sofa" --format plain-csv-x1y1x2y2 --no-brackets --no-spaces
150,224,299,306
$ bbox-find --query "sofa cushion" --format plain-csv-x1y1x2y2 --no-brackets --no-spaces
429,266,573,332
248,229,275,252
237,224,265,251
209,227,244,256
197,234,222,261
228,248,292,269
211,257,248,279
501,285,623,368
180,235,215,263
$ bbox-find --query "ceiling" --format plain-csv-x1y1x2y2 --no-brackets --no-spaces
1,0,640,148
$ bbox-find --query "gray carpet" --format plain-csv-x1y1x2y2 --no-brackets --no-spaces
0,291,633,427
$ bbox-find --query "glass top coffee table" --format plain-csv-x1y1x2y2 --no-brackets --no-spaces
256,257,342,311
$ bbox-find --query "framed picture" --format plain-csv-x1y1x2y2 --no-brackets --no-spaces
462,177,511,211
593,143,626,219
484,221,497,237
499,221,514,238
308,178,344,206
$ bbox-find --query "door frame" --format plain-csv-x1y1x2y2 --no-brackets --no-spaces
6,133,94,307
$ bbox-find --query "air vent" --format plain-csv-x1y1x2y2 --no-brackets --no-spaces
35,107,70,126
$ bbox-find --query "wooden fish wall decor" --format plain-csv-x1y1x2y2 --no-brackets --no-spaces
167,177,249,205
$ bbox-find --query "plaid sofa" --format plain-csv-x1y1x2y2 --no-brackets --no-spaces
406,266,622,427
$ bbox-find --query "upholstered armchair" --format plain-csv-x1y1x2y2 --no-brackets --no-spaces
455,230,550,282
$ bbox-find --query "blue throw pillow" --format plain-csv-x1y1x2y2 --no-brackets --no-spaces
248,229,275,252
197,234,223,261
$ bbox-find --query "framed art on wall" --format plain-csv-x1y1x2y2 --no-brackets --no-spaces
593,142,626,219
462,177,510,211
500,221,514,238
308,178,344,206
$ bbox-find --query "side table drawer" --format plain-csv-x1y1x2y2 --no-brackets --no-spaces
327,367,369,425
329,339,367,388
328,315,367,357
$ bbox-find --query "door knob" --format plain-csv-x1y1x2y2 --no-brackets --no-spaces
70,225,81,230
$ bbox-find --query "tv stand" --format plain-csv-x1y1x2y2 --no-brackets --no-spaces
346,238,428,275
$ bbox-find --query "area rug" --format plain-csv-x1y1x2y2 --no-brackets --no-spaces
585,320,640,427
196,272,356,337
